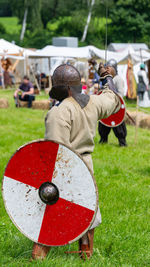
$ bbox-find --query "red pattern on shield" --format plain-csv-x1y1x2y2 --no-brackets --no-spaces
98,91,125,127
38,198,94,246
3,140,97,246
5,141,59,188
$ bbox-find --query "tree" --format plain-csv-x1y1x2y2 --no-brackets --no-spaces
109,0,150,45
11,0,43,32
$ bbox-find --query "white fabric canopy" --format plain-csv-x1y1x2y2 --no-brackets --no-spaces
30,45,92,59
0,39,23,55
29,44,150,65
0,38,36,58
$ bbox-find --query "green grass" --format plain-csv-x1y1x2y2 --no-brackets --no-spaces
0,17,21,35
0,89,150,266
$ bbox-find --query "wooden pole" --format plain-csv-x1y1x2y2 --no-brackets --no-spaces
135,95,139,145
0,59,5,89
30,65,40,93
48,57,52,91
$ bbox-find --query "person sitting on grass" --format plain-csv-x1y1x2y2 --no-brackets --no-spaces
14,75,35,108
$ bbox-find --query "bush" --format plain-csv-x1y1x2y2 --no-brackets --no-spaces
0,22,6,34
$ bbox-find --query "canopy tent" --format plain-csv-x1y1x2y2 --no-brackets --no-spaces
108,43,149,52
0,39,24,56
0,39,37,88
28,44,150,65
91,45,150,65
29,45,92,59
0,38,36,58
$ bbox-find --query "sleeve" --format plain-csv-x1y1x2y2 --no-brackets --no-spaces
93,89,121,120
29,82,34,89
44,107,71,147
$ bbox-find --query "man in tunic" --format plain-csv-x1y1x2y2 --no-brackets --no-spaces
32,63,121,260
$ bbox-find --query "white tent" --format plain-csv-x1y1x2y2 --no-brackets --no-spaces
30,44,150,65
0,38,37,58
30,45,92,59
0,39,24,55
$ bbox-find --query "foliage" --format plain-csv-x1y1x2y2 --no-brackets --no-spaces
0,0,12,17
0,0,150,49
0,89,150,266
109,0,150,46
21,29,52,49
10,0,43,32
0,17,21,34
0,22,6,34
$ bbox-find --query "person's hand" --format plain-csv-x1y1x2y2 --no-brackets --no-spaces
14,90,19,98
21,92,26,98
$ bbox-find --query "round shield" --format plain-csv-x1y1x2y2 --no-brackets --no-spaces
98,91,126,127
2,140,98,246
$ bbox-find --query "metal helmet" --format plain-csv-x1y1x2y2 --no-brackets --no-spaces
105,59,117,74
50,64,82,101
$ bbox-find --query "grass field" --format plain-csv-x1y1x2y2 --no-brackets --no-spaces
0,89,150,266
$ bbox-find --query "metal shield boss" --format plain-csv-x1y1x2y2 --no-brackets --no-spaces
98,91,126,127
2,140,98,246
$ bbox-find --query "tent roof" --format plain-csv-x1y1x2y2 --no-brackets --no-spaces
108,43,149,52
30,45,92,59
28,44,150,65
0,39,37,57
0,39,24,55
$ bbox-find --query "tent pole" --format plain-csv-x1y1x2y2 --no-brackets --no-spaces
48,57,52,91
134,95,139,145
0,59,5,89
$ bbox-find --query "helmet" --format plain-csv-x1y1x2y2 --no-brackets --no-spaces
105,59,117,74
50,64,82,101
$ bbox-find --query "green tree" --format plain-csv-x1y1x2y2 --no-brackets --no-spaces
109,0,150,45
11,0,43,31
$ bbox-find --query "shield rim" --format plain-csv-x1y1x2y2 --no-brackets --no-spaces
2,139,98,246
98,90,126,127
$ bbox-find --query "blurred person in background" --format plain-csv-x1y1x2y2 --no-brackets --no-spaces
98,59,127,146
137,63,149,100
81,77,87,94
14,75,35,108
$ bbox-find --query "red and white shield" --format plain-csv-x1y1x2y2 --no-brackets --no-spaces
98,91,126,127
2,140,98,246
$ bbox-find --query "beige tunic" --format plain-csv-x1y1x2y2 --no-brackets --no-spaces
45,88,120,228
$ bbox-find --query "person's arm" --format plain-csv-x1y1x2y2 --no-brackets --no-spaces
45,107,71,147
23,87,34,96
95,89,121,120
142,71,149,88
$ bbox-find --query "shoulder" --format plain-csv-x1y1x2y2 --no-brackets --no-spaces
46,98,74,121
90,89,115,104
